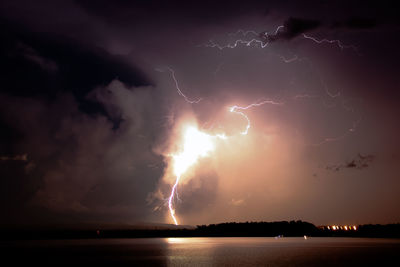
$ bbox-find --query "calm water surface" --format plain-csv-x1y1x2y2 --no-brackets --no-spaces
1,237,399,266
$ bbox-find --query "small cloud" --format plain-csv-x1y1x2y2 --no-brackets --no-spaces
0,154,28,161
346,160,357,168
326,153,375,171
230,198,245,206
326,165,341,172
16,42,58,72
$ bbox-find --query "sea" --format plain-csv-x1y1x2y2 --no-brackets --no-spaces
1,237,399,266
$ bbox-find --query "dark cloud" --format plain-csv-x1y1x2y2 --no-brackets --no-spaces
75,0,268,27
0,19,168,224
266,17,321,42
0,154,42,224
0,19,149,115
282,17,321,39
326,154,375,171
0,79,169,225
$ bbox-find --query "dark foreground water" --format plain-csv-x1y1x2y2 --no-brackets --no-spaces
1,237,399,266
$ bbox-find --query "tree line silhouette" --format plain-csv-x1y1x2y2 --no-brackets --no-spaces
1,220,400,240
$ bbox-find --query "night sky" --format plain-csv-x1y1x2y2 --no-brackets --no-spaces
1,0,399,227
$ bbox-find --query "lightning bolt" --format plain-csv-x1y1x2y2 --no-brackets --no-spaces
294,94,318,99
203,38,269,50
201,25,360,60
168,174,181,225
167,125,226,225
229,100,284,135
201,25,284,50
228,29,258,37
156,67,202,104
302,33,360,55
280,55,300,63
168,67,202,104
310,117,362,146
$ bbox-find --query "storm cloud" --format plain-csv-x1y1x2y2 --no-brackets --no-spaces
1,0,400,227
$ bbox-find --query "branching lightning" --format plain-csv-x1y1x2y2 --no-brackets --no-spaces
163,23,363,225
302,33,360,55
165,69,283,224
310,117,362,146
168,175,181,225
228,29,258,37
229,100,284,135
201,25,359,57
203,38,269,50
201,25,284,50
167,67,202,104
157,67,202,104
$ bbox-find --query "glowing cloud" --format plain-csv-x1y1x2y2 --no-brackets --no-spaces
168,125,220,225
172,126,215,178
